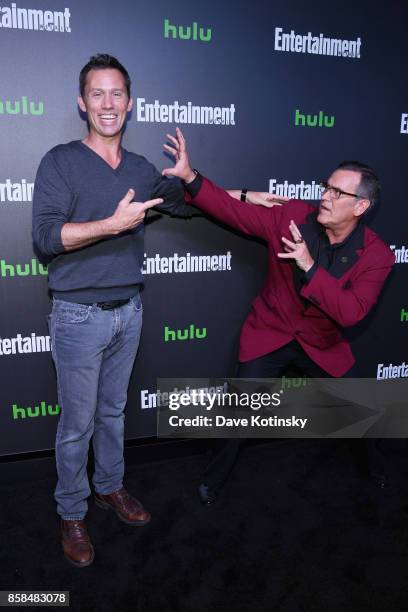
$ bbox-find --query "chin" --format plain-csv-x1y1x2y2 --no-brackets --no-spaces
98,128,122,138
317,216,331,229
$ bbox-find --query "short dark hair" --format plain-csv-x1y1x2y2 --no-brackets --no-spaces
79,54,131,98
336,160,381,209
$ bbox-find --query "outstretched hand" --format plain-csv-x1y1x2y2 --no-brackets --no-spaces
162,127,196,183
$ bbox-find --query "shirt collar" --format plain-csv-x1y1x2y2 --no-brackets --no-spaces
320,218,365,251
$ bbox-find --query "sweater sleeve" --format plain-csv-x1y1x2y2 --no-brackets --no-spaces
150,167,192,218
32,151,75,256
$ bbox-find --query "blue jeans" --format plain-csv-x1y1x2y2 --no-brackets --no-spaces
49,295,143,520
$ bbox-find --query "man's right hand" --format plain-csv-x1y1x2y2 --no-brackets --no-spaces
61,191,163,251
108,190,163,234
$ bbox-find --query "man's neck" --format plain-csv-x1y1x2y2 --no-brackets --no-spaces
82,133,123,169
325,220,359,245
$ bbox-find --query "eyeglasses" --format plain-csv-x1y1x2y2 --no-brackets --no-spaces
319,181,363,200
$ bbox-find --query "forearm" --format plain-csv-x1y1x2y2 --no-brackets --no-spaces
61,218,115,251
185,176,271,238
226,189,257,204
226,190,241,200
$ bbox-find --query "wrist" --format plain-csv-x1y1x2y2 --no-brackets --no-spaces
303,258,314,273
183,168,197,184
104,216,120,236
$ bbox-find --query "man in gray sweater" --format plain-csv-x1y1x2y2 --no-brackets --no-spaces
32,54,193,567
33,53,280,566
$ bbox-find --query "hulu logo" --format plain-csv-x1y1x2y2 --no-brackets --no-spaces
164,18,211,42
401,308,408,322
281,375,309,390
164,324,207,342
0,258,48,277
12,401,60,420
0,96,44,116
295,109,334,128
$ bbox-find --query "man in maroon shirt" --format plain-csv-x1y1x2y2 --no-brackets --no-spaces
163,128,395,502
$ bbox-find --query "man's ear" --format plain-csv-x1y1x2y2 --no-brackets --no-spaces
77,96,86,113
354,198,371,217
127,97,133,113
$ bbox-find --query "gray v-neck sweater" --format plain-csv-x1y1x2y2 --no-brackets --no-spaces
32,141,190,302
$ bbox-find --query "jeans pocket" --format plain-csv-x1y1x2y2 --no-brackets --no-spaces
54,301,91,324
130,293,143,312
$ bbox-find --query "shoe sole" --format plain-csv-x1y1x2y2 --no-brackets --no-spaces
94,497,151,526
198,485,217,505
62,545,95,568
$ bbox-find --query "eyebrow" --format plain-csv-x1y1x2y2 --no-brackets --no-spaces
327,182,353,191
88,87,126,92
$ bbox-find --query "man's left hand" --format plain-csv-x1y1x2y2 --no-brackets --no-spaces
277,220,314,272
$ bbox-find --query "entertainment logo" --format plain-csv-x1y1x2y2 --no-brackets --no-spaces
269,178,321,200
377,361,408,380
274,27,361,58
390,245,408,264
142,251,232,275
0,332,50,356
136,98,235,125
0,3,71,32
0,179,33,203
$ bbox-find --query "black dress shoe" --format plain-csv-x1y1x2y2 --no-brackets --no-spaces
369,470,389,489
198,483,217,505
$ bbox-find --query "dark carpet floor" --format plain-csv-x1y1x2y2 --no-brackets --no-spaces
1,440,408,612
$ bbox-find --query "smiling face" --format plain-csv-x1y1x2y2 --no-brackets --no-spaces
77,68,133,141
317,169,370,233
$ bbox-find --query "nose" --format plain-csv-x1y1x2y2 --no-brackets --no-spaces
321,188,330,203
101,93,114,109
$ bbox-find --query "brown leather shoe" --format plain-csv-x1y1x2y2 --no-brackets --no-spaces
94,487,151,525
61,519,94,568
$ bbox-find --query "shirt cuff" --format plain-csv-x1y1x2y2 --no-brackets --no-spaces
183,172,203,198
303,262,318,283
48,221,65,255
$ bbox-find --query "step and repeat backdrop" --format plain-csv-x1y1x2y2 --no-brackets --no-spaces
0,0,407,455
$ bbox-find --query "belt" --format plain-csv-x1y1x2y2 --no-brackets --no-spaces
94,299,131,310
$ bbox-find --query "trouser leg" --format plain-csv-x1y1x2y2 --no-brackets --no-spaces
202,344,292,490
92,297,143,494
50,301,108,520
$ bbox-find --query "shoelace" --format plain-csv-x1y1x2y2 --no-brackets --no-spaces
64,521,89,542
113,489,142,510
